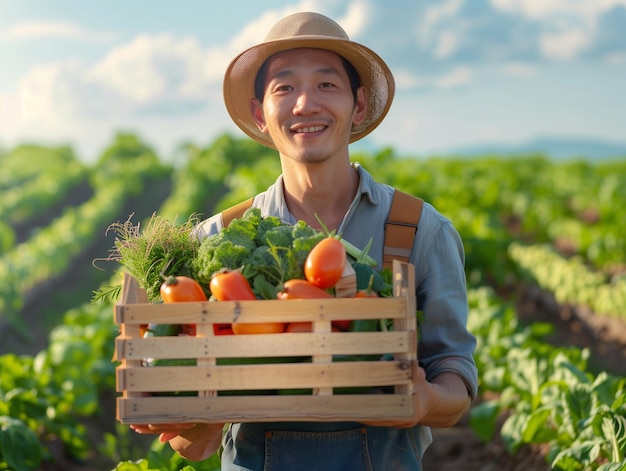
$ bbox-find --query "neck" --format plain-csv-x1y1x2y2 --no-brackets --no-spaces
282,160,358,231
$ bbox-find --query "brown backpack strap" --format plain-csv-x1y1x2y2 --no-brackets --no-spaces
221,197,254,228
383,190,424,270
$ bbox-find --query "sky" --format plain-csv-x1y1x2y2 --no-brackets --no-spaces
1,0,625,163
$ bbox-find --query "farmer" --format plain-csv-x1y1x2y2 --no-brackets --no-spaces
131,11,478,470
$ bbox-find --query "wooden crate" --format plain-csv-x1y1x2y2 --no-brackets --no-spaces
114,260,417,424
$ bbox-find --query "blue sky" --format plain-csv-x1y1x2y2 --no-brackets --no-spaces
1,0,625,162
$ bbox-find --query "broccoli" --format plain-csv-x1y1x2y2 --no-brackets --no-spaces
263,225,295,248
191,208,326,298
254,214,283,246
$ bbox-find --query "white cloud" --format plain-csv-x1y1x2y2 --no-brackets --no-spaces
605,52,626,64
540,28,590,59
337,0,371,38
1,20,117,42
393,69,425,90
501,62,537,77
489,0,626,61
434,31,459,59
418,0,464,49
435,66,472,88
85,34,212,105
490,0,626,19
423,0,464,30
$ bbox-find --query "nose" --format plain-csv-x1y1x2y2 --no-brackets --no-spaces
293,90,321,115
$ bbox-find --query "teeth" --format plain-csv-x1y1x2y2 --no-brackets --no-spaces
296,126,324,133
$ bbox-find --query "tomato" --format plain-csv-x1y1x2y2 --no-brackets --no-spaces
277,279,349,330
276,279,333,300
160,275,207,303
304,237,346,289
210,270,285,335
286,322,342,333
331,320,351,331
286,322,312,332
209,270,256,301
354,289,379,298
233,322,285,335
160,275,207,336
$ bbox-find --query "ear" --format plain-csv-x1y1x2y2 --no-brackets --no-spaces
250,99,267,132
352,86,368,126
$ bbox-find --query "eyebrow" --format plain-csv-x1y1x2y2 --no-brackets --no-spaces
270,66,343,80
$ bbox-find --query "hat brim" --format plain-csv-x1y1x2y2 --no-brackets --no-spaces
223,36,395,150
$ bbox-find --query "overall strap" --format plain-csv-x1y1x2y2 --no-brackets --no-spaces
221,197,254,228
383,190,424,270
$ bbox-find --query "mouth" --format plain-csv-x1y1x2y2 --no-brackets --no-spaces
293,125,326,134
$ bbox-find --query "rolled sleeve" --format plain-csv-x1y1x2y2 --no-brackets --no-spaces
412,206,479,400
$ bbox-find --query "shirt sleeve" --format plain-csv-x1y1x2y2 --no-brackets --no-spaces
412,205,479,400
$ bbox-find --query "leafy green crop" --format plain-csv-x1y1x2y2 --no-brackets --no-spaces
192,207,324,298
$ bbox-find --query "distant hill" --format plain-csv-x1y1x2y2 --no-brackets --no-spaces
445,136,626,161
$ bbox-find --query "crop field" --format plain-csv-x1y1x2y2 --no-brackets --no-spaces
0,133,624,470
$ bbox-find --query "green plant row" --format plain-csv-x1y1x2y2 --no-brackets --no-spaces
0,159,87,228
0,154,165,337
0,181,128,334
0,135,255,470
357,151,626,274
467,286,626,470
0,145,81,192
509,242,626,319
0,298,117,471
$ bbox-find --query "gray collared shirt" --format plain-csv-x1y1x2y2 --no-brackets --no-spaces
196,163,478,469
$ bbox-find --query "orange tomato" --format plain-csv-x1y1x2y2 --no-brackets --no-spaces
277,279,333,300
304,237,346,289
286,322,342,333
286,322,312,332
160,275,207,336
210,270,285,335
209,270,256,301
277,279,350,330
160,275,207,303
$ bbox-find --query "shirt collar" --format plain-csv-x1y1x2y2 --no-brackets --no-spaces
352,162,381,207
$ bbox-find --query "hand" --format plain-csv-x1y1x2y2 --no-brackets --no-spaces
130,423,196,443
130,422,226,461
361,363,471,429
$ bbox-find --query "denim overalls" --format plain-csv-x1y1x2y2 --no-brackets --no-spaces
221,421,433,470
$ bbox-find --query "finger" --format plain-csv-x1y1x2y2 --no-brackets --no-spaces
159,431,182,443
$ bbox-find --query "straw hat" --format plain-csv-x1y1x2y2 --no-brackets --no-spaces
223,12,395,149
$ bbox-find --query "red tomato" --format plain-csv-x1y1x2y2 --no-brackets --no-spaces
331,320,352,331
276,279,333,300
160,275,207,336
210,270,285,335
304,237,346,289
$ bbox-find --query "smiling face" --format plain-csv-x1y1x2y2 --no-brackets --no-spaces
250,48,367,165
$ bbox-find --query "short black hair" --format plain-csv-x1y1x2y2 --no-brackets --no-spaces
254,53,362,103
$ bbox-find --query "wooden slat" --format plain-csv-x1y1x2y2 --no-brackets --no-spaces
114,330,412,361
114,296,410,326
117,360,413,392
117,394,414,424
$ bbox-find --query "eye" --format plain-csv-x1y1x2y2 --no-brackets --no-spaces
270,83,293,94
319,82,336,89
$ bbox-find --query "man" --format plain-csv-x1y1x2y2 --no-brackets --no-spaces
132,12,478,470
